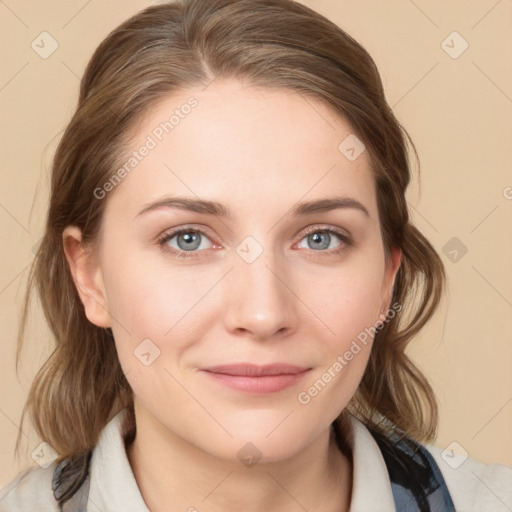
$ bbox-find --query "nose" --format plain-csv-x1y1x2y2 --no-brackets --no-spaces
222,246,299,340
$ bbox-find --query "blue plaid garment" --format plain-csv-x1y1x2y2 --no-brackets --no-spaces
52,452,91,512
52,432,456,512
370,429,456,512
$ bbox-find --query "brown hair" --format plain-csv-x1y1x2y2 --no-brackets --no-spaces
17,0,445,472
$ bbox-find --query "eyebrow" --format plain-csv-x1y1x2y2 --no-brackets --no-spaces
136,196,370,219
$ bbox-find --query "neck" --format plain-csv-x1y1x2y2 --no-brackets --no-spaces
126,402,352,512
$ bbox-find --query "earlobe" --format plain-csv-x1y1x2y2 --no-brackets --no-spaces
62,226,111,328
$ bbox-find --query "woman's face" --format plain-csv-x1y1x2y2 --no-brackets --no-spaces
75,79,400,462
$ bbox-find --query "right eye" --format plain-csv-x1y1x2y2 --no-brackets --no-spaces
158,228,216,258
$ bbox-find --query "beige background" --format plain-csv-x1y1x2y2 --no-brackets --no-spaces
1,0,511,486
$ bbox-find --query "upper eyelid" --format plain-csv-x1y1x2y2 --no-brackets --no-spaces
300,224,350,237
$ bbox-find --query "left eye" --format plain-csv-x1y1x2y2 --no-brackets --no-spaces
296,228,346,251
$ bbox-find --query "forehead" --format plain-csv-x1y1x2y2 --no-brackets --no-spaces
105,79,377,220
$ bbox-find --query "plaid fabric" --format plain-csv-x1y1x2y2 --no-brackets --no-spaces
370,429,456,511
52,453,91,512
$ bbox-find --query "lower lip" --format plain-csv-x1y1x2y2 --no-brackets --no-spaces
201,370,310,394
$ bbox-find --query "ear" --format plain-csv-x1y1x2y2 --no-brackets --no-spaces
378,246,402,321
62,225,111,328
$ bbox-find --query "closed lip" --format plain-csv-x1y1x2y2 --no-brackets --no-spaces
200,363,311,376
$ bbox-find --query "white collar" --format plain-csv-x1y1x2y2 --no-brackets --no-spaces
87,408,396,511
347,415,396,511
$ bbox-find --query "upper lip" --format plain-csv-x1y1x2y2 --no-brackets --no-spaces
201,363,310,376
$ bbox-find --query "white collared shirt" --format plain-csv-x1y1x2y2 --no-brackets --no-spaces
1,408,511,511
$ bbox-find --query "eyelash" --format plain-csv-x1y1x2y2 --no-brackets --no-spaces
157,225,352,259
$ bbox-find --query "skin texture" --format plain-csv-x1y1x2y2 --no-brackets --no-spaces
63,79,401,512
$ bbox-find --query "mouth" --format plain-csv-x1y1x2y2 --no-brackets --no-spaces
200,363,311,394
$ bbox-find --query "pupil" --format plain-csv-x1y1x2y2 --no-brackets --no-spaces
180,231,200,250
310,232,329,250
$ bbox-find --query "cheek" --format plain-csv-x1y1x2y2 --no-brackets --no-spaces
101,248,213,337
303,253,386,347
293,250,386,410
100,252,205,408
100,247,228,394
294,274,382,428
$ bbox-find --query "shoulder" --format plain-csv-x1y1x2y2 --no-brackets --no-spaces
424,443,512,512
0,464,59,512
0,409,134,512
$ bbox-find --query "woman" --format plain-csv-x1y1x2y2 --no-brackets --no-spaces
1,0,511,511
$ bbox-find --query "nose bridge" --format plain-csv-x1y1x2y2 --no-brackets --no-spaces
222,236,297,339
